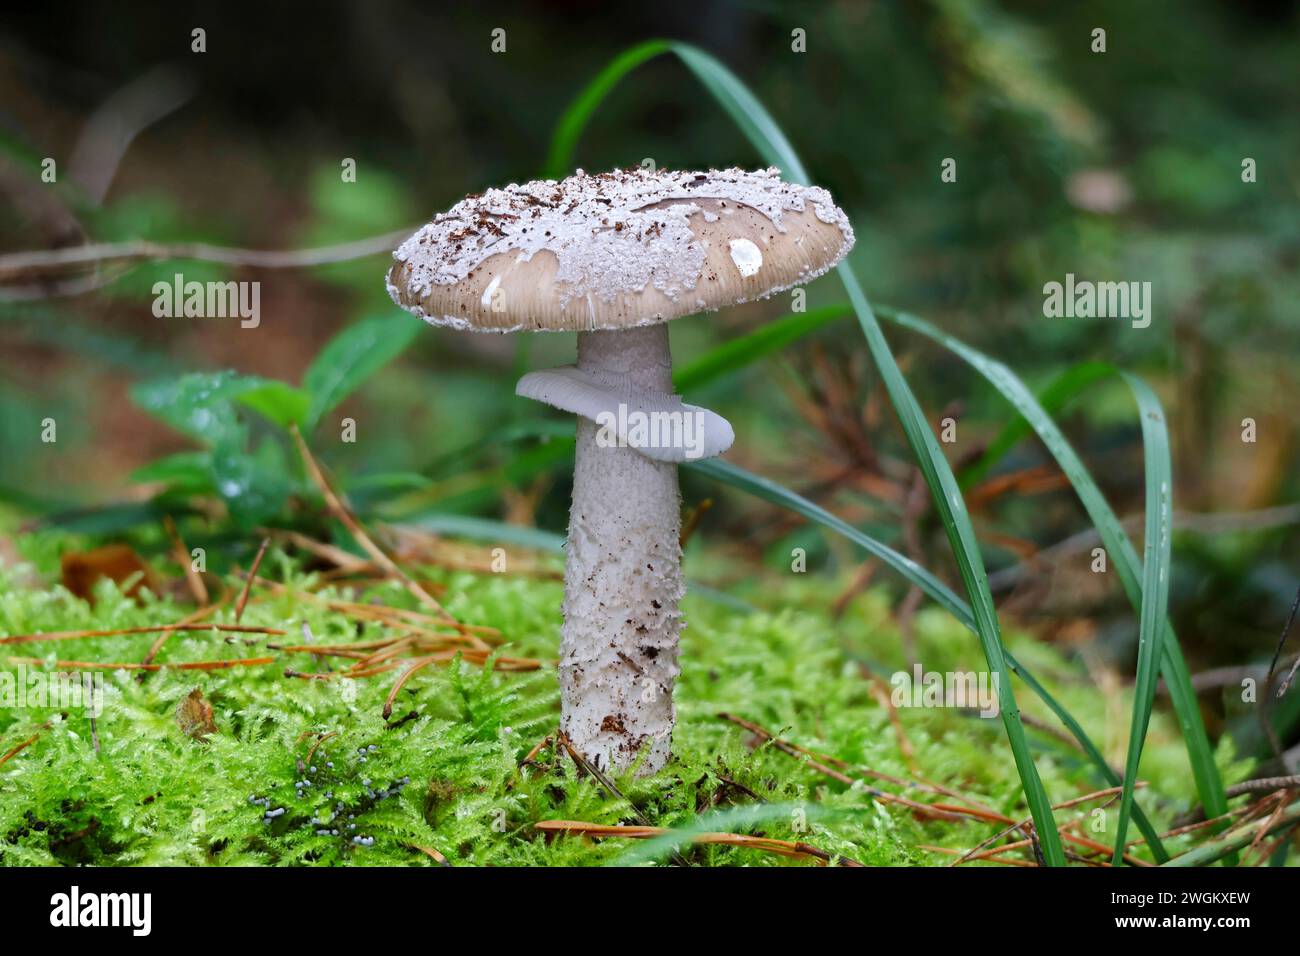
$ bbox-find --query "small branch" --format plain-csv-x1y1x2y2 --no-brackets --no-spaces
0,229,412,283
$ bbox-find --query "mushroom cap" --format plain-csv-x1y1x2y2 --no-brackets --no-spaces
386,166,854,333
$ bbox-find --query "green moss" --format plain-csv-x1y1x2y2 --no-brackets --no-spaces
0,541,1231,867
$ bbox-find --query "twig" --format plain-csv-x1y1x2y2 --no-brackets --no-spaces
0,229,413,283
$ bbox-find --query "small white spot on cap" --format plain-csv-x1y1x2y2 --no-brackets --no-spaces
728,238,763,278
481,274,502,309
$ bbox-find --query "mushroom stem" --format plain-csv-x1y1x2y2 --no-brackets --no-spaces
561,323,683,774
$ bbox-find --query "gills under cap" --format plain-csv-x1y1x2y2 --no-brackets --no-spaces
386,166,855,333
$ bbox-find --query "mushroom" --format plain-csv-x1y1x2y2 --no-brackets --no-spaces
387,166,854,774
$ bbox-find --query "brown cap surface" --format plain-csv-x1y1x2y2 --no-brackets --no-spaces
386,166,854,333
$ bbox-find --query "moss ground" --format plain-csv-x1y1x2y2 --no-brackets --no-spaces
0,538,1242,866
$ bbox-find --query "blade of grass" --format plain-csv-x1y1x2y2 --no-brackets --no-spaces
875,303,1229,852
689,459,971,625
673,304,850,393
1111,373,1173,863
543,40,671,179
958,361,1115,490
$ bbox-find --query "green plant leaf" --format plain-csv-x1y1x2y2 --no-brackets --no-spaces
131,370,296,527
543,40,672,179
302,314,421,431
1111,372,1173,863
129,451,214,495
235,381,311,429
673,305,850,393
131,370,262,443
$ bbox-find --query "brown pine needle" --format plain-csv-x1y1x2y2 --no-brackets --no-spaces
8,655,274,671
921,845,1038,867
866,674,919,774
1,622,285,645
533,820,862,866
248,578,498,641
351,636,418,672
520,731,555,769
717,712,970,823
719,712,1152,865
234,537,271,623
139,600,227,672
304,732,338,767
383,654,443,718
404,843,451,866
0,722,51,768
290,425,461,628
261,527,373,573
164,515,208,605
679,497,712,547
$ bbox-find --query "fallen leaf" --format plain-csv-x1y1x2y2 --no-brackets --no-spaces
61,545,154,604
175,688,219,741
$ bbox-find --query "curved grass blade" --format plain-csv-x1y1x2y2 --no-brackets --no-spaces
690,459,971,623
689,457,1169,860
543,40,671,179
958,361,1115,490
874,303,1228,851
1111,372,1173,863
673,304,850,393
